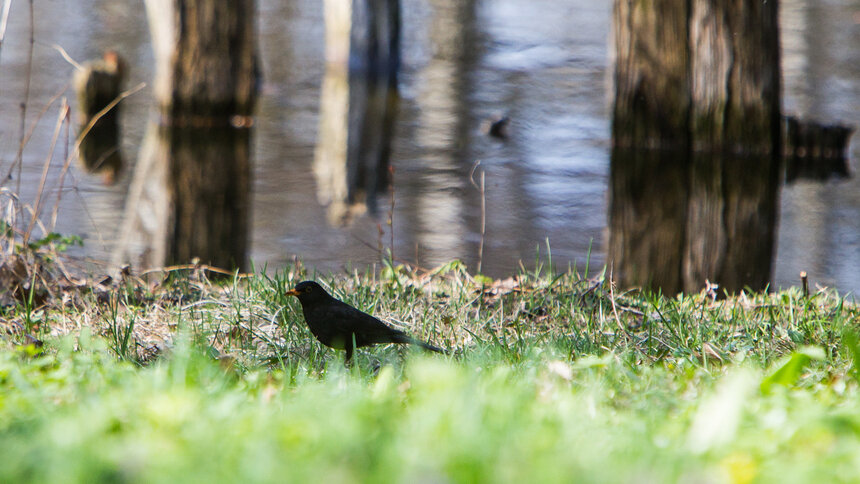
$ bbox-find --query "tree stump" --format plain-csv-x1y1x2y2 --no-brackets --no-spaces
73,51,127,184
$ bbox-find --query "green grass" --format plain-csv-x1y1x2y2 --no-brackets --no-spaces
0,261,859,483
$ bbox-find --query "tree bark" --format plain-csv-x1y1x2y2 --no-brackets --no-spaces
145,0,259,122
612,0,690,150
688,0,781,153
115,0,259,272
609,0,781,294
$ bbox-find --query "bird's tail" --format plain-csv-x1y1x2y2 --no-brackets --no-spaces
393,334,445,354
414,339,445,354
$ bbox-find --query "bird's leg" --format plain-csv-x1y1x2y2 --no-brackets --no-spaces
344,345,353,366
344,333,358,367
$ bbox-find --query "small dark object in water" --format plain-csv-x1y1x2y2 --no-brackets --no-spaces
482,114,510,139
285,280,444,363
73,50,127,184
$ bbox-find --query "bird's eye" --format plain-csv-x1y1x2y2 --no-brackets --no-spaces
304,286,312,293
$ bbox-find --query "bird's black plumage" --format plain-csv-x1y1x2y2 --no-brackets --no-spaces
286,281,444,362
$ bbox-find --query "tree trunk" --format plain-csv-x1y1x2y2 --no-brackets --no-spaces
145,0,259,121
115,0,259,272
611,0,690,150
688,0,781,153
609,0,781,294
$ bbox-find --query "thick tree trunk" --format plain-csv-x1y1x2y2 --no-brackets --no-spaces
609,0,781,294
146,0,259,121
612,0,690,150
115,0,259,272
688,0,781,153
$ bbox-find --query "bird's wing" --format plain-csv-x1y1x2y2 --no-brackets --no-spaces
328,300,406,345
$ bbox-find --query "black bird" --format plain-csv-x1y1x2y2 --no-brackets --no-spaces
285,280,444,363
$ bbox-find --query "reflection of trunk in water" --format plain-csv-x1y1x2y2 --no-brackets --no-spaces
609,0,781,294
784,117,853,182
608,149,688,294
114,122,253,272
609,148,779,295
410,0,478,268
314,0,399,226
113,0,258,273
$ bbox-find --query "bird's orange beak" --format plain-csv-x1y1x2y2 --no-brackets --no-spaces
285,289,300,297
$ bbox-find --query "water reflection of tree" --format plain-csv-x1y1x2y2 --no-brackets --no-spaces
609,149,779,294
313,0,400,226
74,51,127,185
405,0,480,268
114,123,252,271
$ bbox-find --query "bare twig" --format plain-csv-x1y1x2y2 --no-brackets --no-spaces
24,100,68,245
56,82,146,251
350,232,432,274
140,263,252,279
388,165,395,262
50,100,73,231
15,0,35,196
608,272,625,334
73,82,146,153
49,42,84,70
469,161,486,274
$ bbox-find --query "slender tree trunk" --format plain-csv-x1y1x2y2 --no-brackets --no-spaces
314,0,400,225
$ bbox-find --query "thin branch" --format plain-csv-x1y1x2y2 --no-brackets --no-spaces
73,82,146,153
50,101,73,231
469,160,486,274
23,99,68,245
50,42,84,70
14,0,36,196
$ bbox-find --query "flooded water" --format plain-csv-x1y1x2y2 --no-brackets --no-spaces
0,0,857,294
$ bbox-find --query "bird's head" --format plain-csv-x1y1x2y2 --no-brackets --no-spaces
285,280,329,304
